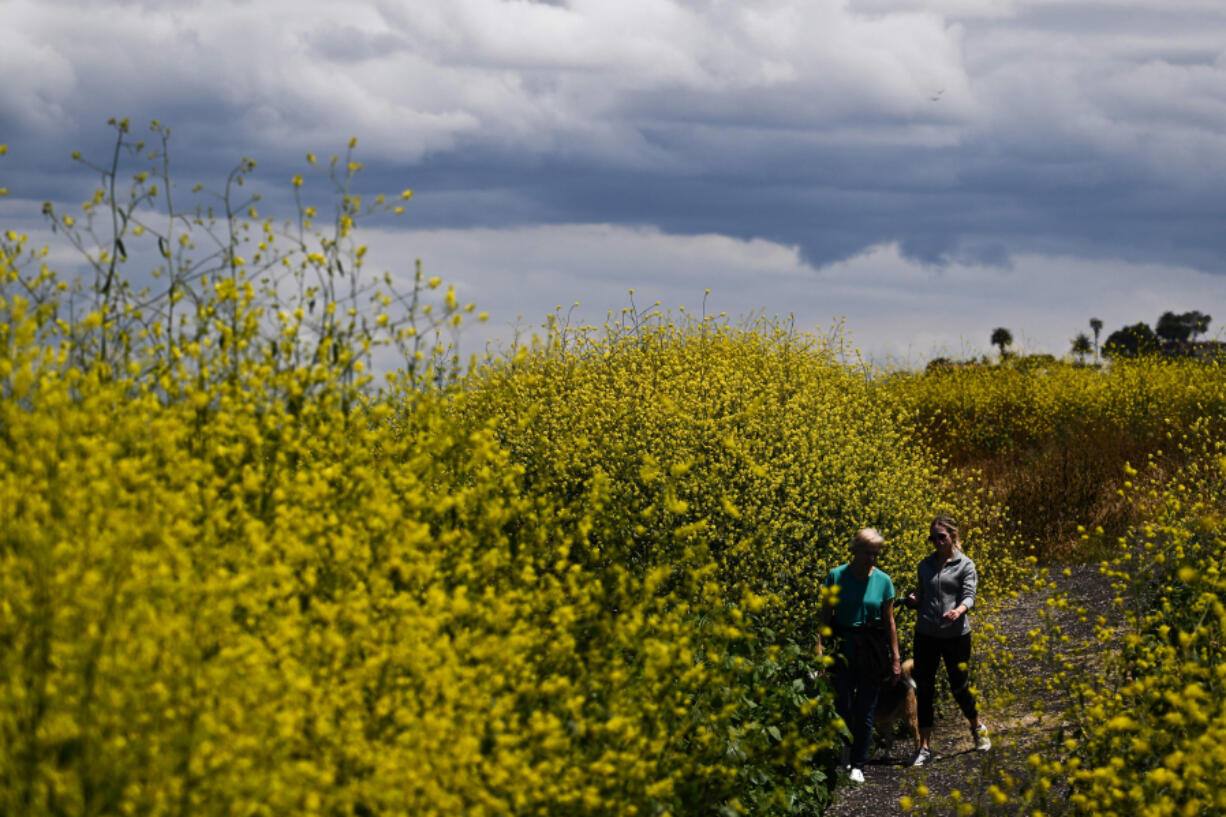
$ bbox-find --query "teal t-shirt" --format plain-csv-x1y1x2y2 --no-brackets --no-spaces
823,564,895,630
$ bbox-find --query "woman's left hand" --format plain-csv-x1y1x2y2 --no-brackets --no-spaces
891,657,902,685
942,606,964,621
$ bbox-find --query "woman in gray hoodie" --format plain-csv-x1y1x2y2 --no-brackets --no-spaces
903,515,990,766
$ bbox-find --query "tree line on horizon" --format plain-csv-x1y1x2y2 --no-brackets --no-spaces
1017,311,1214,363
1085,310,1214,360
929,311,1217,372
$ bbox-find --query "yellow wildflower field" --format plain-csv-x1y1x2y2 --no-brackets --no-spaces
1,129,1019,815
20,126,1226,817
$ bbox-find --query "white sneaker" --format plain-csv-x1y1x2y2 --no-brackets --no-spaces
910,747,933,767
849,768,866,784
974,724,992,752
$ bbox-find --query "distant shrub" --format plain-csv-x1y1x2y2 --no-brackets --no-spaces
1103,322,1159,359
1011,353,1058,372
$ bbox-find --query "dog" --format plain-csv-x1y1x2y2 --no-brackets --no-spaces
873,658,920,758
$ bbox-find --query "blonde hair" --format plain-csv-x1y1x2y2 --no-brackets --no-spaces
931,515,961,549
852,528,885,551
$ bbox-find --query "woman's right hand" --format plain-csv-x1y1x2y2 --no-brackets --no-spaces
904,591,919,610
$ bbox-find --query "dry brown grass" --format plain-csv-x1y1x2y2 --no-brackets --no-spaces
881,358,1226,563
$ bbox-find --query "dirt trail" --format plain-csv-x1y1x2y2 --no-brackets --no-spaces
824,564,1115,816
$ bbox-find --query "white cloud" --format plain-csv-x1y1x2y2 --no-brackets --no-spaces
8,0,1225,183
360,222,813,336
347,224,1226,366
0,33,78,131
2,0,971,162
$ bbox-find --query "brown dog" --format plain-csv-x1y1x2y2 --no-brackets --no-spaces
873,658,920,757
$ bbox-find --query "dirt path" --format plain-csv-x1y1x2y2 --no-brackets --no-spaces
824,564,1115,816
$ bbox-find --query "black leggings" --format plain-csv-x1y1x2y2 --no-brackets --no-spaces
914,631,977,729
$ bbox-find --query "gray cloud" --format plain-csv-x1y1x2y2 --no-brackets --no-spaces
3,0,1226,359
305,26,408,63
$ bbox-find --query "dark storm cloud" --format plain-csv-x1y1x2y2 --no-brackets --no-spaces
4,0,1226,365
401,108,1225,273
331,0,1226,273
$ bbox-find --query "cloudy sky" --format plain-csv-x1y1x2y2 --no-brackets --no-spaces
3,0,1226,364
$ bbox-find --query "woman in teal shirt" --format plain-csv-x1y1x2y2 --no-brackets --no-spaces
816,529,902,784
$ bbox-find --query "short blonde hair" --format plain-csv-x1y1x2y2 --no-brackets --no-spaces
852,528,884,551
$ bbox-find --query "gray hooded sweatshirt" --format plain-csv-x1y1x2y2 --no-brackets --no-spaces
914,550,978,638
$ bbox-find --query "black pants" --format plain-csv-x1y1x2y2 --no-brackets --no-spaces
832,664,882,770
913,631,977,729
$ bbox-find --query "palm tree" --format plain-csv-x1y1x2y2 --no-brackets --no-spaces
1071,332,1093,365
990,327,1013,362
1090,317,1103,362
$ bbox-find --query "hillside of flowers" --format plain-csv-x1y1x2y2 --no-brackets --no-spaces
0,124,1030,816
882,359,1226,561
1019,430,1226,817
877,359,1226,816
